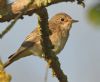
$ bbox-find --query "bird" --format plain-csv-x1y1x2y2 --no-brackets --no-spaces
4,12,78,68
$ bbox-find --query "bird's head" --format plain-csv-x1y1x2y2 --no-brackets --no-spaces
50,13,78,31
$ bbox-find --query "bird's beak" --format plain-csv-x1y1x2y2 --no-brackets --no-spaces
72,20,79,23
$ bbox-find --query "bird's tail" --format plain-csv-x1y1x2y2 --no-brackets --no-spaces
4,59,12,68
4,53,15,68
4,47,32,69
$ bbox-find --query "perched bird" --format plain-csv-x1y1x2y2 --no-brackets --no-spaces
4,13,78,68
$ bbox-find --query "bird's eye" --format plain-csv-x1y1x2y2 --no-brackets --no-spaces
61,18,64,21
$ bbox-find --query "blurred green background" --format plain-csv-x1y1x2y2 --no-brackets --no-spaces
87,2,100,26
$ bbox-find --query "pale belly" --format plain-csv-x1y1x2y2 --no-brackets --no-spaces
30,34,68,57
53,36,68,55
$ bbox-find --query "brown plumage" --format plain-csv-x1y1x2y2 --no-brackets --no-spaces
4,13,78,68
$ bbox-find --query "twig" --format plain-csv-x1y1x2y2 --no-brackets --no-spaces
0,0,85,22
44,64,49,82
0,0,34,38
0,13,21,38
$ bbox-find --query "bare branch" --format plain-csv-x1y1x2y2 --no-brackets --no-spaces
36,8,68,82
0,0,85,22
0,0,34,38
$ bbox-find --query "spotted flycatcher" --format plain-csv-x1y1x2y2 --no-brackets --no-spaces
4,13,78,68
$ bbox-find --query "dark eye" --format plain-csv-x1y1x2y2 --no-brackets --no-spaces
61,18,64,21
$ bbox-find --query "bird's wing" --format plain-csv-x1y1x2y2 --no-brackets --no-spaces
8,28,40,59
4,28,41,68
